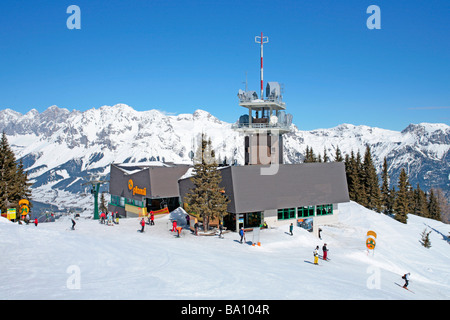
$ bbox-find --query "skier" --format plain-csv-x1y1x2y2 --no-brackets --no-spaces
289,223,293,236
313,246,319,265
176,226,182,237
34,218,38,227
71,218,76,230
140,218,145,233
185,214,190,227
402,273,410,288
171,219,177,232
239,227,246,244
322,243,329,261
150,211,155,225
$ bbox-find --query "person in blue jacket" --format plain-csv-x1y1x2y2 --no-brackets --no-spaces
239,227,245,244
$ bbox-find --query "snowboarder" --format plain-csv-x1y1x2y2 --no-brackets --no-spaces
289,223,293,236
402,273,410,288
34,218,38,227
239,227,246,244
313,246,319,265
140,218,145,233
71,218,76,230
322,243,329,261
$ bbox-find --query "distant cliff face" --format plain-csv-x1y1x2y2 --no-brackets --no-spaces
1,104,449,209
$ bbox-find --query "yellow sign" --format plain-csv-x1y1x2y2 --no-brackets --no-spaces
7,208,16,221
127,179,146,196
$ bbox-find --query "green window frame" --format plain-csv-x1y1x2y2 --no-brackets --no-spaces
277,207,296,220
297,206,315,218
316,204,333,216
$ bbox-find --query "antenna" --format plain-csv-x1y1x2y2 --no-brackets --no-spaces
242,71,248,92
255,32,269,100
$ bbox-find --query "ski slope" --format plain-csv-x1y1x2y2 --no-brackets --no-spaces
1,201,449,300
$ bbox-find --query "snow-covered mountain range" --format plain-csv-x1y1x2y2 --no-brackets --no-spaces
1,104,449,210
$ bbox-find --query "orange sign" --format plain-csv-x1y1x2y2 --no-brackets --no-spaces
127,179,146,196
366,230,377,250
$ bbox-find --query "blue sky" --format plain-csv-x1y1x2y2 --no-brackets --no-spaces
0,0,449,131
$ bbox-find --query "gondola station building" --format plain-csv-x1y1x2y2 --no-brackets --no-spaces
108,33,350,236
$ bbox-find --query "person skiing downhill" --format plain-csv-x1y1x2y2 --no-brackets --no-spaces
313,246,319,265
71,218,76,230
402,273,410,288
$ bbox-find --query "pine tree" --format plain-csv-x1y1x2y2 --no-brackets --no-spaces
0,132,33,217
334,146,343,162
427,189,442,222
380,157,390,214
413,183,429,218
419,228,432,248
394,168,409,224
99,192,108,213
362,145,381,212
304,146,317,163
355,151,367,206
184,134,229,231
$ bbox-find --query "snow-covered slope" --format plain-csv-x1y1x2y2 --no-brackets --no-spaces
1,104,449,210
0,201,448,299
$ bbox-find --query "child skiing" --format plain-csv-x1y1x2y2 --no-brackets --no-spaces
313,246,319,265
176,226,182,237
34,218,38,227
140,218,145,233
289,223,293,236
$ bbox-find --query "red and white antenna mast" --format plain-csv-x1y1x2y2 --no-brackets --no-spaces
255,32,269,100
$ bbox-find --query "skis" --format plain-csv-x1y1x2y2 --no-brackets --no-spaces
395,283,415,294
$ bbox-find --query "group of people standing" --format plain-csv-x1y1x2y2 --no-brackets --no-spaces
313,244,329,265
100,211,120,225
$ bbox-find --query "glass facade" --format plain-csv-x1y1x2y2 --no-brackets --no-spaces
277,204,333,220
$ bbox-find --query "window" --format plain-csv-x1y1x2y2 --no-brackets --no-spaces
125,198,144,207
316,204,333,216
298,206,315,218
277,208,296,220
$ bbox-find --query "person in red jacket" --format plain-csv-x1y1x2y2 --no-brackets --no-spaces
140,218,145,233
150,211,155,225
34,218,38,226
171,219,177,232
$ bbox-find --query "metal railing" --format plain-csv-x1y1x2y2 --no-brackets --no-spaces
231,122,291,131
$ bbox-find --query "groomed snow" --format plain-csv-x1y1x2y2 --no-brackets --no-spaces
0,201,449,300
